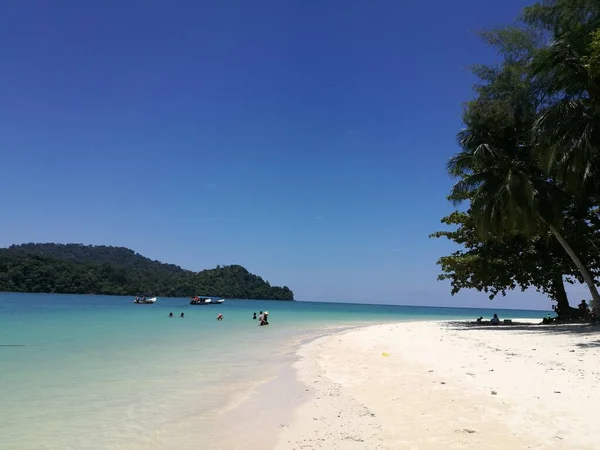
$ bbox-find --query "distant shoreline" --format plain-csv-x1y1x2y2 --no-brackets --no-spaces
0,243,295,300
0,291,295,301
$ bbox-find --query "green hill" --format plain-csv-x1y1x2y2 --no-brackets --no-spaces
0,243,294,300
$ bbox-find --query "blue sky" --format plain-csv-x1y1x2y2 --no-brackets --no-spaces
0,0,587,309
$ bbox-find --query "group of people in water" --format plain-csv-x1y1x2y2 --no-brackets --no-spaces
166,311,270,324
168,311,224,320
253,311,269,326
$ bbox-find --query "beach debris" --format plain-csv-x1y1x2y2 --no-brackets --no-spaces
456,429,476,434
342,436,365,442
382,352,390,357
554,391,561,394
491,390,498,395
440,381,446,385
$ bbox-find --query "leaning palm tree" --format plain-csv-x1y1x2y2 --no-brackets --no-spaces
449,60,600,310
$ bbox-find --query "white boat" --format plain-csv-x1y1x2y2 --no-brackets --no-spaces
190,296,224,305
134,296,157,304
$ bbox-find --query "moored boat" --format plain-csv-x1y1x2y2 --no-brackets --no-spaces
190,296,224,305
134,296,157,304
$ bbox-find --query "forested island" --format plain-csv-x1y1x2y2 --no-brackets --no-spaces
431,0,600,320
0,243,294,300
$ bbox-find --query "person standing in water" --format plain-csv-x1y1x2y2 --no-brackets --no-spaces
259,311,269,326
253,312,257,320
180,312,184,318
217,313,223,321
169,312,173,318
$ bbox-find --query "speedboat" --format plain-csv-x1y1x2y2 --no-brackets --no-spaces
134,296,157,304
190,296,225,305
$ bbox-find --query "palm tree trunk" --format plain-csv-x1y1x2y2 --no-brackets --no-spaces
548,224,600,311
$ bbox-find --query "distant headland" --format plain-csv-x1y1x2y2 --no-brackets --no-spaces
0,243,294,300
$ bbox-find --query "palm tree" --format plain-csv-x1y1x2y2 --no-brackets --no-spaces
524,2,600,200
532,35,600,199
449,61,600,311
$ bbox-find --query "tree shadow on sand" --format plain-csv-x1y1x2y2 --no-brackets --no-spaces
447,321,600,338
575,339,600,348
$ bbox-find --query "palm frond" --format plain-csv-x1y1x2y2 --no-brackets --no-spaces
532,38,589,96
534,98,600,189
447,152,473,178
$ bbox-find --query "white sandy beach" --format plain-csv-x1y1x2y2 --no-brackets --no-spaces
274,320,600,450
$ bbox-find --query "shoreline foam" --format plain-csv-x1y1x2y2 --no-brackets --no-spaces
212,324,371,450
275,320,600,450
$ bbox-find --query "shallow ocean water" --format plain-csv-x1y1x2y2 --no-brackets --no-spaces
0,293,548,449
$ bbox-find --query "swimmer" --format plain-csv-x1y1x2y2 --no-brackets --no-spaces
180,312,184,318
169,312,173,318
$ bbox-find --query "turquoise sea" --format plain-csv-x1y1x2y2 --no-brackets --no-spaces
0,293,548,449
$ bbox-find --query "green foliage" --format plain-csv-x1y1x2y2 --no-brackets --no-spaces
524,0,600,197
431,208,600,302
449,35,557,239
477,27,541,62
522,0,600,37
434,0,600,308
587,29,600,80
431,211,523,299
0,244,294,300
